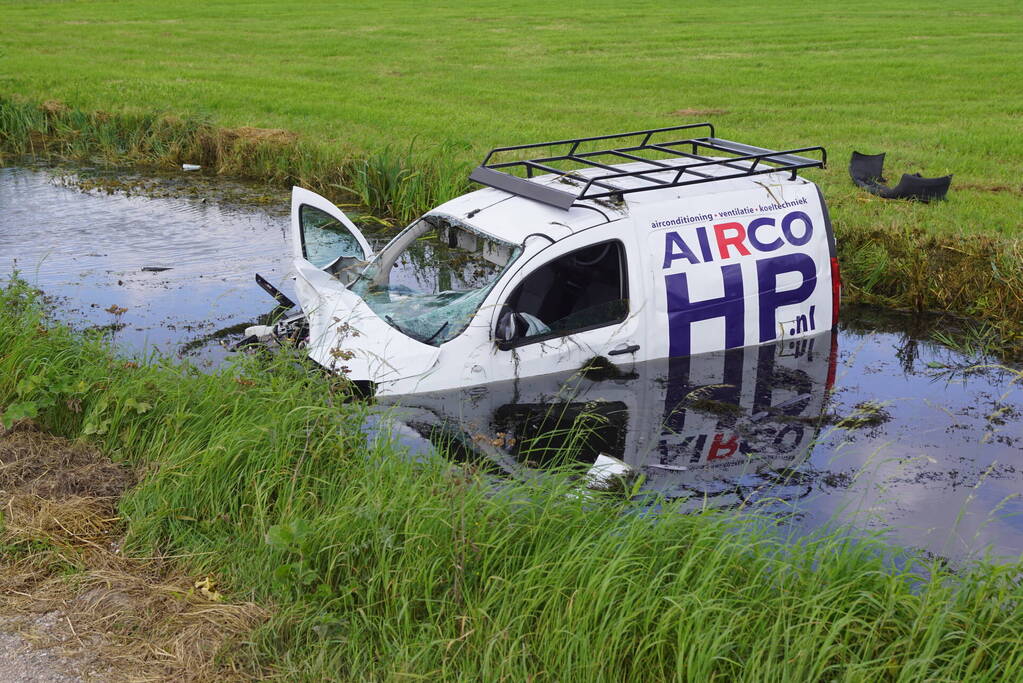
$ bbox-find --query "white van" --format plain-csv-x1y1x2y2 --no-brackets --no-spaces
274,124,839,397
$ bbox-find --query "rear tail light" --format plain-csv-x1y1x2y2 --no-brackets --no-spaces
830,257,842,327
825,325,839,394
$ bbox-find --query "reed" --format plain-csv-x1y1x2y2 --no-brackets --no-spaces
0,96,469,223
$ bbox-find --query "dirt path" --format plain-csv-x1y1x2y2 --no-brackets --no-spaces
0,617,89,678
0,630,83,682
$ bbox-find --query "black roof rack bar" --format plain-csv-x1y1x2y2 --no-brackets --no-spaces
567,155,671,185
574,163,823,206
692,139,827,168
468,166,580,210
570,146,826,185
570,147,825,201
605,150,673,168
491,145,825,185
483,136,820,175
521,161,625,194
644,143,758,176
574,158,824,203
489,135,710,169
494,142,718,182
469,126,825,210
478,123,715,166
605,149,715,180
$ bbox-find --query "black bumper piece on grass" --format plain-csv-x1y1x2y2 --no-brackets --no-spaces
849,151,951,202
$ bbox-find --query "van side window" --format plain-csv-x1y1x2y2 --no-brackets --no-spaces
506,240,628,341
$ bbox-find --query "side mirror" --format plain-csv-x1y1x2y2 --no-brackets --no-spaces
495,310,528,346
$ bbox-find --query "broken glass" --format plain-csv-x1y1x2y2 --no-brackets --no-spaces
350,215,520,346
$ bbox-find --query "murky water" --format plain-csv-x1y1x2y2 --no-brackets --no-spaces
0,165,297,364
2,165,1021,564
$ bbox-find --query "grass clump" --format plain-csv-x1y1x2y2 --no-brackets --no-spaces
3,275,1023,679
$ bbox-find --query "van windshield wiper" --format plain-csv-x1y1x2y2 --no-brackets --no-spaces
423,321,449,344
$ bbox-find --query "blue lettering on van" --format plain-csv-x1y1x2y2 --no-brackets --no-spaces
663,253,818,355
756,253,817,343
661,210,821,354
781,211,813,246
695,226,714,262
661,210,814,265
747,217,782,252
662,232,701,268
665,263,745,357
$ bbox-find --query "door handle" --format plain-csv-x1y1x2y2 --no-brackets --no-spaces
608,343,640,356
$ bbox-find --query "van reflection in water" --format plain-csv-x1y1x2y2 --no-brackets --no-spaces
378,331,837,511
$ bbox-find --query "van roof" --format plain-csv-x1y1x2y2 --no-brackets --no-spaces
431,125,826,246
431,159,820,247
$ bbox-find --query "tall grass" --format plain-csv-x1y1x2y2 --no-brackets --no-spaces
0,96,468,223
2,275,1023,679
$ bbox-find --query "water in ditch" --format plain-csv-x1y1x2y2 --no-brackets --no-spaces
2,163,1020,565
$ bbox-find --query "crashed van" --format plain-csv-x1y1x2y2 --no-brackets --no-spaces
269,124,838,397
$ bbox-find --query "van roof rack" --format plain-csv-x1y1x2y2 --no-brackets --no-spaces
469,123,827,211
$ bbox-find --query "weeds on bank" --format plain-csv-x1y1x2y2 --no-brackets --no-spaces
3,275,1023,679
0,96,469,223
837,225,1023,356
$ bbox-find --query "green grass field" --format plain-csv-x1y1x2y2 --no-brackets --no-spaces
1,0,1021,236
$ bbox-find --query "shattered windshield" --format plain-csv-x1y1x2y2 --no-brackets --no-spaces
350,215,520,346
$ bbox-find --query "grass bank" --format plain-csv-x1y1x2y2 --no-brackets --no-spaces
3,278,1023,679
0,423,268,680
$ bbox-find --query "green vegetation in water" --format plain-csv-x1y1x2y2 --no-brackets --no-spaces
835,400,893,430
3,275,1023,680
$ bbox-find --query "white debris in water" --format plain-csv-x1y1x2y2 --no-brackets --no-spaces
244,325,275,342
585,453,633,489
181,164,201,171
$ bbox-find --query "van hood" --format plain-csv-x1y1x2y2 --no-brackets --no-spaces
293,258,441,384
